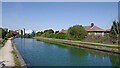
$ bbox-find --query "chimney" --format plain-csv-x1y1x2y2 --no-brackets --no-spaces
91,23,94,27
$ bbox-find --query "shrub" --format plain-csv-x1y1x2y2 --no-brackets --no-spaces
35,31,43,36
55,33,66,39
6,33,10,38
55,31,59,34
41,32,51,37
44,29,54,34
47,33,55,38
84,34,112,44
68,25,87,40
15,35,34,38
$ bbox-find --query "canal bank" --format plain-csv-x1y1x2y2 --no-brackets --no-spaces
34,37,120,54
11,39,27,68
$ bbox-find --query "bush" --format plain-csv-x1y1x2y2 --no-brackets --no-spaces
41,32,51,37
44,29,54,34
68,25,87,40
15,35,34,38
55,33,67,39
6,33,10,38
55,31,59,34
47,34,55,38
84,34,112,43
4,37,8,40
1,39,7,47
35,31,43,36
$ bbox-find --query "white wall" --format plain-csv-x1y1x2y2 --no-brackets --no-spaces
88,32,104,36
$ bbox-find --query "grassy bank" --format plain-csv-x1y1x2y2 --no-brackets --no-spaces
11,40,21,66
34,37,120,54
0,39,7,47
80,40,118,45
62,41,120,49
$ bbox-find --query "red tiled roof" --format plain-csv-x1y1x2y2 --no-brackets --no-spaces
60,23,107,33
83,26,105,32
106,29,111,31
59,29,68,33
9,30,19,34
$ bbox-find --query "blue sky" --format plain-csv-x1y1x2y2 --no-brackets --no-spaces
2,2,118,31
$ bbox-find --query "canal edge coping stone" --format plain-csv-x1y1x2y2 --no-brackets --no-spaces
35,37,120,54
12,40,28,68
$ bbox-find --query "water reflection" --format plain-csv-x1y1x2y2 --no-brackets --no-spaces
14,38,120,66
45,42,120,66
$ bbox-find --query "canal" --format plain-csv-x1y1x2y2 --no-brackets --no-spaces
13,38,120,66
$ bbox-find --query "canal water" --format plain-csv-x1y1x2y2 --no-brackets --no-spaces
13,38,120,66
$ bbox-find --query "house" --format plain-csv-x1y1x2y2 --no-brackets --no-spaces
59,23,110,36
84,23,106,36
9,30,19,34
105,29,111,34
59,29,68,33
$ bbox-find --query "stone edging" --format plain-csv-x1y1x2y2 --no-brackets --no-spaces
12,41,28,68
36,38,120,54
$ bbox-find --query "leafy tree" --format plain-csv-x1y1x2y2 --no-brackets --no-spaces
44,29,54,34
35,31,43,36
42,29,54,37
12,33,17,37
6,33,10,38
44,30,48,33
42,32,50,37
67,25,87,40
0,28,7,39
55,33,66,39
55,31,59,34
47,33,55,38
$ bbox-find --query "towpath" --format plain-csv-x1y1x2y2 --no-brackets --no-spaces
0,39,15,67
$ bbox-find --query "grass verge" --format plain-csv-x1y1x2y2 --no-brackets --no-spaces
1,39,7,47
11,40,21,66
62,40,120,49
35,37,120,49
74,42,120,49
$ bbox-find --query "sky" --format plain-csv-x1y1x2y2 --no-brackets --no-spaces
2,0,120,2
118,2,120,20
2,2,118,31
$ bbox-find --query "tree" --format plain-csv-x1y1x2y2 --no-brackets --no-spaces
42,31,50,37
110,21,120,43
0,28,7,39
44,29,54,34
55,31,59,34
42,29,54,37
67,25,87,40
35,31,43,36
6,33,10,38
55,33,66,39
47,33,55,38
12,33,17,37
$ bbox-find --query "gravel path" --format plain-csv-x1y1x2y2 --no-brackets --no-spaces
0,39,15,67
